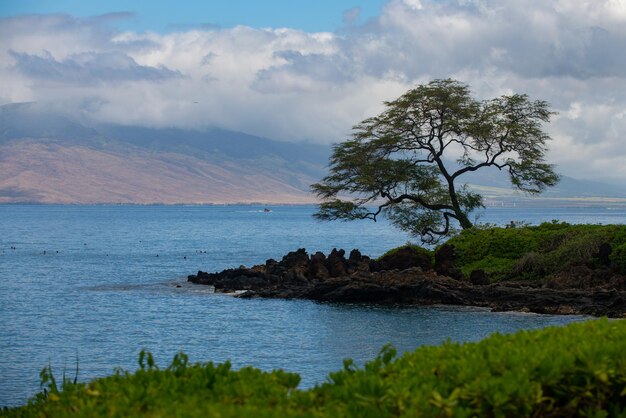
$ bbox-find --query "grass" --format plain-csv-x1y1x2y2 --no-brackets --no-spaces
3,318,625,417
443,221,626,282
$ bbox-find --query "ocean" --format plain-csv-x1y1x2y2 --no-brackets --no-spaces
1,204,624,406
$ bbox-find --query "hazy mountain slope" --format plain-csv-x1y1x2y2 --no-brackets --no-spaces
95,125,330,192
0,103,327,204
0,141,317,204
96,125,329,179
461,165,626,199
0,103,103,145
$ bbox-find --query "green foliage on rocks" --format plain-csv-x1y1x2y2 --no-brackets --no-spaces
3,319,625,417
377,243,434,265
614,243,626,274
444,221,626,282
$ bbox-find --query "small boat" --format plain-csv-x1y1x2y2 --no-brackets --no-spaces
263,208,272,213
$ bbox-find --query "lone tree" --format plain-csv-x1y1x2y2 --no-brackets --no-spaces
312,79,559,242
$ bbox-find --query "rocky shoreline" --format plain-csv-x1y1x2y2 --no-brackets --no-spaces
188,247,626,318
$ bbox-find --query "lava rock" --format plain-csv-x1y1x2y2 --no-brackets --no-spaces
470,269,490,286
372,246,432,272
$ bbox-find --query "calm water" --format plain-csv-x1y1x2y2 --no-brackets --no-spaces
1,205,624,406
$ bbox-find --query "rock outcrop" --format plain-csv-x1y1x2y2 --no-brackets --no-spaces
188,247,626,318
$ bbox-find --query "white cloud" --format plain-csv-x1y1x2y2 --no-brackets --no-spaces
0,0,625,183
402,0,424,10
9,50,182,84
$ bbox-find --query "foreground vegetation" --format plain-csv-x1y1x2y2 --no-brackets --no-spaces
4,319,625,417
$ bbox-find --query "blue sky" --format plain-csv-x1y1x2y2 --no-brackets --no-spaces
0,0,386,32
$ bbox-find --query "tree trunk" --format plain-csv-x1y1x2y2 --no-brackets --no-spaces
447,179,473,229
456,211,473,229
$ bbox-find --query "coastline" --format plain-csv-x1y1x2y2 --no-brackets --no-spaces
188,247,626,318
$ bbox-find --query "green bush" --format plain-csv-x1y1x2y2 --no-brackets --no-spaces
4,319,625,417
459,255,518,281
540,230,607,271
443,222,626,282
377,243,434,265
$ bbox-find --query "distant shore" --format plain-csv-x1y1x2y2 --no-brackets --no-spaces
2,198,626,207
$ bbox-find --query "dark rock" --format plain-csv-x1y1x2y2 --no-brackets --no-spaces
310,252,330,280
315,282,399,303
346,249,371,274
311,251,326,263
547,265,625,290
214,274,268,291
470,269,490,285
596,243,612,265
188,247,626,318
372,246,432,272
188,270,219,285
434,244,454,271
284,267,308,283
434,244,463,280
281,248,309,269
326,248,347,277
352,257,372,274
311,263,330,280
348,249,362,262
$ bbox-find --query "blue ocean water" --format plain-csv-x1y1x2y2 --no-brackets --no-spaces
1,204,624,406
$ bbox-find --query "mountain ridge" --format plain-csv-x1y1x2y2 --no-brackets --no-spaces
1,102,625,205
0,103,327,204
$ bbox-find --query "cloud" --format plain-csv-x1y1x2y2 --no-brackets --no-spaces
0,1,625,183
9,50,182,84
354,0,626,80
254,50,355,92
342,7,362,25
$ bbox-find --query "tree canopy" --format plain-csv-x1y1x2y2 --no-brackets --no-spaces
312,79,559,242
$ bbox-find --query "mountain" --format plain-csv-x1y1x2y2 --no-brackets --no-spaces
1,102,624,205
0,102,103,145
461,166,626,202
0,103,330,204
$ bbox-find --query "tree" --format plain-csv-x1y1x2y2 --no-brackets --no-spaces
312,79,559,243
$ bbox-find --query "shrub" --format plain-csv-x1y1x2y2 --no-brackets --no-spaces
3,319,625,417
539,230,606,271
377,243,433,263
443,223,626,282
511,251,544,279
376,243,434,270
459,255,517,280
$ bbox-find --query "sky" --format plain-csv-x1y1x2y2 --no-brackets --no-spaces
0,0,387,33
1,0,625,184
